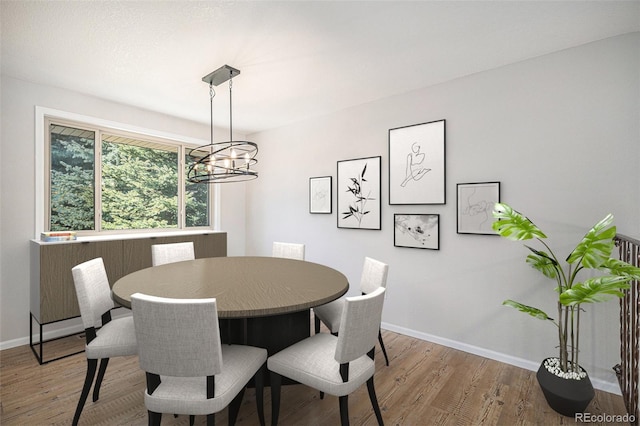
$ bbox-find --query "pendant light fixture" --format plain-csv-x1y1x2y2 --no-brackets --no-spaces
187,65,258,183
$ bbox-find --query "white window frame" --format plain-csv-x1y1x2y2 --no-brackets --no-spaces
35,106,220,238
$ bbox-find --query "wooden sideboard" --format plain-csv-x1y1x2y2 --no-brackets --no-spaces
30,231,226,363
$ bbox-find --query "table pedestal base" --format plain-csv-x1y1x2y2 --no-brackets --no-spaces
247,310,311,355
221,310,311,386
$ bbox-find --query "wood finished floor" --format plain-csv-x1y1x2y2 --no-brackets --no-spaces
0,327,629,425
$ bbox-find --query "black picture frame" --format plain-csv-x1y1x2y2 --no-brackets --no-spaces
394,213,440,250
389,119,446,205
456,181,501,235
337,156,381,230
309,176,332,214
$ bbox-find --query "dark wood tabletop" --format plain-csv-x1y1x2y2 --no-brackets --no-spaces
111,256,349,318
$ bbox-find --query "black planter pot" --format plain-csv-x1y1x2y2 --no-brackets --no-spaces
536,357,595,417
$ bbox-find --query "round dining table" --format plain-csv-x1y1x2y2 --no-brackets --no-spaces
112,256,349,357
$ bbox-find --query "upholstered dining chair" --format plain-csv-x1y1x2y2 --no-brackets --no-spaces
130,293,268,426
151,241,195,266
268,287,386,426
71,257,138,426
272,241,305,260
314,257,390,366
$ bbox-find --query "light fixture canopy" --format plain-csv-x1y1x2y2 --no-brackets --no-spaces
187,65,258,183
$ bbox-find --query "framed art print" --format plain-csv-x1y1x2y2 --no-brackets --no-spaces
389,119,446,205
394,213,439,250
309,176,332,214
337,156,381,230
456,181,500,235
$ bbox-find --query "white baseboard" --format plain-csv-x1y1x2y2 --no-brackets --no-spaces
1,320,83,351
381,321,622,396
0,315,623,395
0,308,132,351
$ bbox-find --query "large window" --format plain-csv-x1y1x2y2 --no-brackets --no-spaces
47,120,210,233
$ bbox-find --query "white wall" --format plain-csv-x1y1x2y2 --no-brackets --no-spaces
245,33,640,391
0,76,246,346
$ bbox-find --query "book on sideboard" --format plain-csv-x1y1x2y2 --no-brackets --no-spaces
40,231,77,242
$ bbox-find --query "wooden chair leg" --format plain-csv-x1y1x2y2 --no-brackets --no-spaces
367,376,384,426
339,395,350,426
190,414,195,425
72,358,98,426
378,329,389,366
206,413,214,426
270,372,282,426
254,363,266,426
228,386,245,425
148,410,162,426
92,358,110,401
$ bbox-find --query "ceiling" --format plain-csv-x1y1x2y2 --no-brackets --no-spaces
2,1,639,135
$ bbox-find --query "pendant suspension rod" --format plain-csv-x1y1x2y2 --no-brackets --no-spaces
209,83,214,148
229,73,233,142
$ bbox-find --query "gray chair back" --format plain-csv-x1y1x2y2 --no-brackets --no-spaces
131,293,223,377
272,242,305,260
360,257,388,295
151,242,195,266
335,287,386,364
72,257,115,329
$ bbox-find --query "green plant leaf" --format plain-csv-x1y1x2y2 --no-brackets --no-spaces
503,299,554,321
559,276,631,306
566,214,615,268
492,203,547,241
525,246,559,279
601,258,640,279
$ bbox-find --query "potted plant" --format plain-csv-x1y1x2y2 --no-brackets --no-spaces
492,202,640,416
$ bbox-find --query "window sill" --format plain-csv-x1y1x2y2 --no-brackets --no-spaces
32,229,223,245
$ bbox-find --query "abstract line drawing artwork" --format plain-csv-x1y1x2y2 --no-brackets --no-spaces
309,176,332,214
400,142,431,187
456,182,500,235
394,214,439,250
389,119,445,205
337,156,381,230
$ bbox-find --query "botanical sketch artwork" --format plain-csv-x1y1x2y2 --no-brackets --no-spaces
337,156,381,230
309,176,332,214
343,164,374,225
456,182,500,235
389,119,445,204
394,214,439,249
